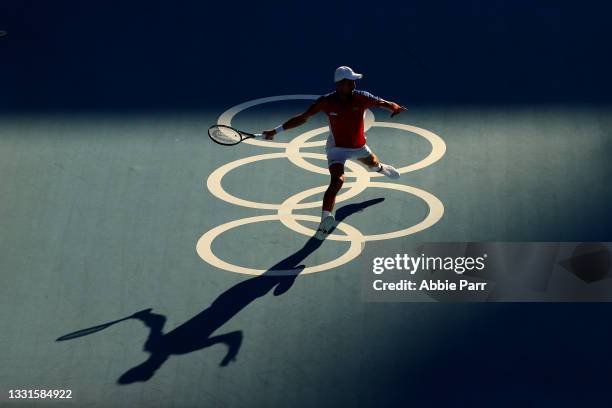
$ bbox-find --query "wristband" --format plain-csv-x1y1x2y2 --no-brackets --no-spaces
274,125,284,134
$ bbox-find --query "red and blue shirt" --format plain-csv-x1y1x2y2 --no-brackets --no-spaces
313,90,382,148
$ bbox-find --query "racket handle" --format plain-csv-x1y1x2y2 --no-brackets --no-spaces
254,133,263,139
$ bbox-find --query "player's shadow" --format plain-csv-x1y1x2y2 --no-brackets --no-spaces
56,198,384,385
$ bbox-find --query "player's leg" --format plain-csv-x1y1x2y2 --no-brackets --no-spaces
323,163,345,214
316,163,344,239
357,150,400,179
356,151,380,169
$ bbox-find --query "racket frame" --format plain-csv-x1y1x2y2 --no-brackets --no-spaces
208,124,260,146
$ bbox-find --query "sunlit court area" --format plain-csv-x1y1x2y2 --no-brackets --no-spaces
1,1,612,406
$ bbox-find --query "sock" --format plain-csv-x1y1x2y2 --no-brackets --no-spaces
321,210,332,221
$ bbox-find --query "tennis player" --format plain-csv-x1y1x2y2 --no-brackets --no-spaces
262,66,407,239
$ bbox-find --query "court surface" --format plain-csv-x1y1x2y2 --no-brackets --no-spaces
1,101,612,406
2,1,612,406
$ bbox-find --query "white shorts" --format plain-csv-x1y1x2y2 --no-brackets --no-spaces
325,133,372,167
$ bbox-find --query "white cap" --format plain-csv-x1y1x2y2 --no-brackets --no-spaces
334,66,363,83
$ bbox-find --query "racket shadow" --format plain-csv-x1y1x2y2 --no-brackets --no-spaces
55,309,152,341
56,198,385,385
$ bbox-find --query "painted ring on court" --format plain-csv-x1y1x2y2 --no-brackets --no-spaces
207,152,370,210
217,94,375,148
278,181,444,241
201,94,447,275
196,214,365,275
284,127,378,179
286,122,446,176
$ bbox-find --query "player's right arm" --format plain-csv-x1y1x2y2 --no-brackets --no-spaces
262,97,325,140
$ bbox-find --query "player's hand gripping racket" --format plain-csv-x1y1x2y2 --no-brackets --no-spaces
208,125,263,146
390,104,408,118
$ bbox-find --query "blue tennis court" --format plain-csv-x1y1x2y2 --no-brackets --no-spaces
1,1,612,406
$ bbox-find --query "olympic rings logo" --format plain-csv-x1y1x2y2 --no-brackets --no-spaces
196,95,446,275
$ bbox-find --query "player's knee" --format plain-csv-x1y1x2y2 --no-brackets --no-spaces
331,174,344,188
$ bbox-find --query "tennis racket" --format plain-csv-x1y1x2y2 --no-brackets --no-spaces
208,125,263,146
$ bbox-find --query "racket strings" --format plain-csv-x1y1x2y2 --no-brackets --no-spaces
210,126,241,144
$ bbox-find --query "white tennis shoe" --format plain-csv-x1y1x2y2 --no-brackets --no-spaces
377,163,400,179
315,215,336,240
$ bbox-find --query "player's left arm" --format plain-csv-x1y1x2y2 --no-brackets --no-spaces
376,98,407,117
360,91,407,117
